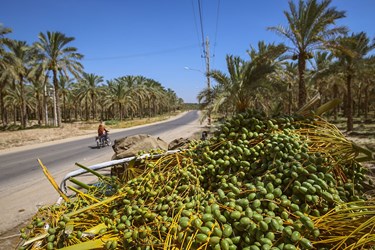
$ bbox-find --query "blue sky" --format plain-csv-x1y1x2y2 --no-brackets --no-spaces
2,1,374,103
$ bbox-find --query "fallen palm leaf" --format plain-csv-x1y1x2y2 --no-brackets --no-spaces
38,159,69,202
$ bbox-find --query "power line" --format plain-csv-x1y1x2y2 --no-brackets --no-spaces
212,0,221,60
197,0,206,56
191,0,203,55
83,44,200,61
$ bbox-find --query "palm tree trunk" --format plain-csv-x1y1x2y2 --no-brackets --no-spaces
125,105,128,118
42,76,49,126
138,98,143,118
297,54,307,109
91,93,96,120
0,89,8,126
119,102,122,121
13,105,17,125
52,69,61,127
333,83,338,121
364,85,369,120
19,75,27,128
63,95,66,122
288,82,292,115
52,87,57,126
85,97,89,121
43,87,47,126
0,89,7,126
346,72,353,131
74,102,78,121
36,92,42,126
357,91,361,117
148,99,151,118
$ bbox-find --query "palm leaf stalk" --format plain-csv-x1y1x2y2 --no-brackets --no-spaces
312,200,375,249
295,116,374,162
38,159,69,202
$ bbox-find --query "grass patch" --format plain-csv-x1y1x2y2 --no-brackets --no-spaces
103,113,180,129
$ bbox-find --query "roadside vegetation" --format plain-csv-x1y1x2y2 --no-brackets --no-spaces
0,28,184,130
198,0,374,134
1,0,374,134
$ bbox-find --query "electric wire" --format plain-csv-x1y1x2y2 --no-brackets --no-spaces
212,0,221,65
197,0,206,56
191,0,222,70
191,0,203,55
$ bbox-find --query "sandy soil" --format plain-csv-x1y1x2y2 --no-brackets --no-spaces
0,111,208,249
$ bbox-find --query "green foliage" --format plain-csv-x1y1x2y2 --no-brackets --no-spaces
103,120,119,126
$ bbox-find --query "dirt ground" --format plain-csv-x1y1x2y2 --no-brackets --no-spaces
0,114,182,151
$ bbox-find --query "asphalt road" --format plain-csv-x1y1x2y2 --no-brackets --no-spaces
0,110,200,188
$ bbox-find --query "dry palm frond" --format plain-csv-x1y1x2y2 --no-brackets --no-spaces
295,117,373,163
314,98,341,116
312,200,375,249
38,159,69,202
296,93,321,117
59,236,118,250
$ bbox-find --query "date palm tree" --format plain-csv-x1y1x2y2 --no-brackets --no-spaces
134,76,150,118
205,41,285,114
205,55,246,114
143,79,168,117
29,66,47,125
79,73,103,121
3,40,35,128
0,25,12,126
0,68,14,126
114,76,139,120
34,31,83,127
105,78,130,121
0,24,12,69
275,62,299,114
165,88,179,112
310,51,335,105
333,32,375,131
268,0,346,108
58,75,75,122
358,57,375,119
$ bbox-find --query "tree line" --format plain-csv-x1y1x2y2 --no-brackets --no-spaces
198,0,374,132
1,0,374,132
0,30,183,129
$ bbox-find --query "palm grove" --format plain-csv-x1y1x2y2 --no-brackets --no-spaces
1,0,375,132
0,30,183,129
198,0,375,132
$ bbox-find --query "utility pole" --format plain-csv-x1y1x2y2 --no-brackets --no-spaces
205,36,211,126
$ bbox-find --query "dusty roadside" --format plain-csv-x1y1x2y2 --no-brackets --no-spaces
0,111,209,249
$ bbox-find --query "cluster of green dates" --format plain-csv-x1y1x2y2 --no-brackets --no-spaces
19,110,373,250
